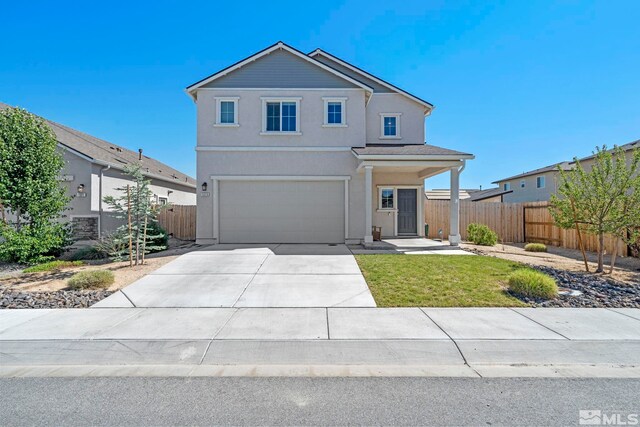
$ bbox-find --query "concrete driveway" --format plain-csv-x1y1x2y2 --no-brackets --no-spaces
96,244,376,308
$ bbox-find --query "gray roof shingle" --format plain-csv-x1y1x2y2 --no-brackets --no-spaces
469,187,513,201
352,144,473,157
0,102,195,187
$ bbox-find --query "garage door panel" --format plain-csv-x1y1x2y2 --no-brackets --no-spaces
219,181,345,244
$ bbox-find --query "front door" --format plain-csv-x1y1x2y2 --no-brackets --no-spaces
397,189,417,234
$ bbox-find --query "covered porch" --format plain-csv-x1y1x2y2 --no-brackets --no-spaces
353,144,474,246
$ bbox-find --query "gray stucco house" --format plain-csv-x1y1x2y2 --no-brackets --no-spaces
187,42,474,245
493,139,639,203
0,101,197,240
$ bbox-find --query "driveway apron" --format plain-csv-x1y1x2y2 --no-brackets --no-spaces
95,244,376,308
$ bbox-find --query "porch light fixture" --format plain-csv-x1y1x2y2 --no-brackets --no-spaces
76,184,87,198
201,182,208,192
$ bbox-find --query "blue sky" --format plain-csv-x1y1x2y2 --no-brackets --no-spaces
1,0,638,189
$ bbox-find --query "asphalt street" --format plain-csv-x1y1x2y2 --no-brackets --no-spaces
2,377,639,426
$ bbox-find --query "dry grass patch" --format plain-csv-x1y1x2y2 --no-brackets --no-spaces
67,270,115,290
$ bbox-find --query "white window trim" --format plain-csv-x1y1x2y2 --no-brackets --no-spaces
379,113,402,139
378,187,396,210
322,97,347,127
214,97,239,127
260,97,302,135
537,176,546,189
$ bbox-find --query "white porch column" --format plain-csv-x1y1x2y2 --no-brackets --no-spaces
364,165,373,244
449,166,461,245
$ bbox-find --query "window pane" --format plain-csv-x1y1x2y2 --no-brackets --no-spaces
266,102,280,131
282,102,296,132
220,101,235,124
384,116,397,136
381,189,394,208
328,101,342,124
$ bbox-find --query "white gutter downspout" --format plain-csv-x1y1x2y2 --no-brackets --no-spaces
98,164,111,238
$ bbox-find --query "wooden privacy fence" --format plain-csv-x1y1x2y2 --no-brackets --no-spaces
523,201,627,256
157,204,196,240
424,200,524,242
424,200,628,256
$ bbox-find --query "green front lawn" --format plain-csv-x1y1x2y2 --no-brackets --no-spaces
354,254,530,307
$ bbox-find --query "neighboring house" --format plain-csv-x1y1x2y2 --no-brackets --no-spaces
468,187,513,202
425,189,481,201
493,140,639,203
426,188,511,202
0,102,197,240
186,42,474,245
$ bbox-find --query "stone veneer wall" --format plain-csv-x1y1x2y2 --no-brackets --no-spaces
71,217,99,240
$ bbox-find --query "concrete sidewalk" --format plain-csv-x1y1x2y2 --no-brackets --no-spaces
1,307,639,378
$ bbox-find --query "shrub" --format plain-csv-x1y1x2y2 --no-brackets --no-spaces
508,270,558,299
67,270,115,290
0,223,70,265
467,223,498,246
23,260,84,273
68,246,109,261
524,243,548,252
145,221,168,253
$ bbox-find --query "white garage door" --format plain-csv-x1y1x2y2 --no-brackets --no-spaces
219,180,345,244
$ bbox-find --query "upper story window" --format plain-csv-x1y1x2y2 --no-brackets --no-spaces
504,182,511,191
520,180,525,188
214,97,239,126
261,98,301,135
323,97,347,127
537,176,546,188
380,113,401,139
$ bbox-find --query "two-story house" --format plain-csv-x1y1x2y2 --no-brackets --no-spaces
493,139,639,203
186,42,474,246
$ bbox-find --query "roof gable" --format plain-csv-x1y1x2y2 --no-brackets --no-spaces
309,49,434,112
186,42,373,98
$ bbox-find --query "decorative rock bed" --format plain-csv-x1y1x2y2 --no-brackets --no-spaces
0,285,113,309
514,266,640,308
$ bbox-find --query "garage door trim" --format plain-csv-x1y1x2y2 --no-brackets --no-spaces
210,175,350,242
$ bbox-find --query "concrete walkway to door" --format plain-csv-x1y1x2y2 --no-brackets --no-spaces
95,244,376,308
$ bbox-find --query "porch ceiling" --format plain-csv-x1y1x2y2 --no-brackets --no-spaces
369,165,451,179
356,160,463,179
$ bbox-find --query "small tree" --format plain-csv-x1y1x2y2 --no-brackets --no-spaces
0,107,70,264
103,163,166,265
550,146,640,273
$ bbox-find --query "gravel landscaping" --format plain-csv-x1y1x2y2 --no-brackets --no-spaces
0,284,113,309
513,266,640,308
